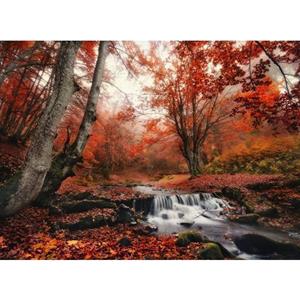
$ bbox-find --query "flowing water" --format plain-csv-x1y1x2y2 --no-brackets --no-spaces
134,185,300,259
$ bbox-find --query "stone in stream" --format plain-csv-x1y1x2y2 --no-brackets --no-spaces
229,213,259,224
179,221,195,228
197,243,224,260
178,212,185,219
175,230,204,247
133,223,158,235
233,234,300,259
161,213,169,220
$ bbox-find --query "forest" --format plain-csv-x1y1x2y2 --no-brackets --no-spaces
0,41,299,260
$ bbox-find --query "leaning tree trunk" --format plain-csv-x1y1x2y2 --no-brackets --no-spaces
35,41,109,206
0,41,81,217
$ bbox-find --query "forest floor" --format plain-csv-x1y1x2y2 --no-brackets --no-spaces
1,171,300,259
1,144,300,259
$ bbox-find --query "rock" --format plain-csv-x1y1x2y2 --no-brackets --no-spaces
222,187,244,202
286,178,300,189
134,223,158,235
66,191,94,200
144,223,158,233
118,237,132,247
53,215,111,231
116,204,136,224
233,234,300,259
255,207,278,218
179,221,195,227
48,205,63,215
161,213,169,220
57,199,116,214
289,197,300,209
246,181,278,192
178,212,185,219
229,213,259,224
197,243,224,260
175,230,203,247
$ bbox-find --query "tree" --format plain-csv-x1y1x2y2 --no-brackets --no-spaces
235,41,300,132
0,41,81,217
0,42,57,143
35,41,109,205
145,42,245,176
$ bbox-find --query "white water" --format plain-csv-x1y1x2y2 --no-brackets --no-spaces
149,193,230,228
134,185,300,259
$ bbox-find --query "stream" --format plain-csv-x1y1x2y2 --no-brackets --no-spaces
133,185,300,259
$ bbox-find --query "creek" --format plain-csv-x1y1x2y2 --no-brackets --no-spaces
134,185,300,259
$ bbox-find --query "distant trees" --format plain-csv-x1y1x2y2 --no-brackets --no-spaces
0,42,57,143
236,41,300,132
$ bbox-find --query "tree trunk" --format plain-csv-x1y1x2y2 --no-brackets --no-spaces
35,41,109,206
0,42,81,217
180,141,202,177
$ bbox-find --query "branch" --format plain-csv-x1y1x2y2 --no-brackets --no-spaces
255,41,291,97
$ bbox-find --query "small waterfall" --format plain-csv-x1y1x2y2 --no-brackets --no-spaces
150,192,229,219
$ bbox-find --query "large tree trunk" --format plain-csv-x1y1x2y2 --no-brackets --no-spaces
35,41,109,206
186,153,202,177
180,140,202,177
0,42,81,217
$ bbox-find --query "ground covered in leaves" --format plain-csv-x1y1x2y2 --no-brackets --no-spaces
0,207,206,260
1,172,300,259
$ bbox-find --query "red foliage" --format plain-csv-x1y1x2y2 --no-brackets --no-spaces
0,207,203,260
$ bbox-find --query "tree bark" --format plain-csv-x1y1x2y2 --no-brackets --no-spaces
35,41,109,206
0,42,81,217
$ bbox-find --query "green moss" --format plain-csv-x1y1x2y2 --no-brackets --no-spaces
175,230,203,247
197,243,224,260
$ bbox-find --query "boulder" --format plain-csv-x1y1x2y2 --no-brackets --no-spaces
255,207,278,218
134,223,158,235
116,204,136,224
197,243,224,260
229,213,259,224
222,187,244,202
118,237,132,247
233,234,300,259
175,230,203,247
246,181,278,192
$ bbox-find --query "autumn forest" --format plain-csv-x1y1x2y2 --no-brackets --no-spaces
0,41,300,260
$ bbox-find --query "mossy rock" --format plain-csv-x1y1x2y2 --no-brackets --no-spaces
197,243,224,260
175,230,203,247
221,187,244,202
